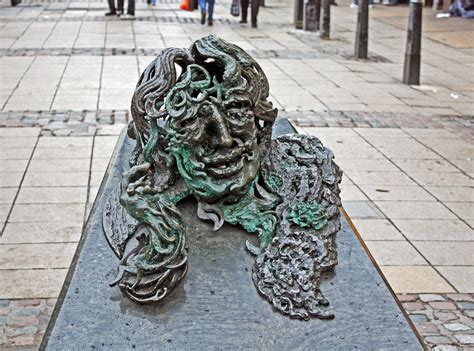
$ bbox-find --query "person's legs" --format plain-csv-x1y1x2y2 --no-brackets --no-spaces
117,0,124,14
250,0,259,27
207,0,215,24
127,0,135,15
241,0,249,22
106,0,117,15
199,0,206,24
198,0,206,11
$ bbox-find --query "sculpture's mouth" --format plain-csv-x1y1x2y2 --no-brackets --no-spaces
207,157,245,178
200,139,256,179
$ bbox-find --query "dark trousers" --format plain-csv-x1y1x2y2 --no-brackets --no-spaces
108,0,135,14
241,0,259,25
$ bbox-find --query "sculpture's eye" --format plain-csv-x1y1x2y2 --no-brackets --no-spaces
226,99,251,110
227,107,253,125
226,101,242,110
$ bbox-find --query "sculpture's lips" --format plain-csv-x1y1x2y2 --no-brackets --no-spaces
207,157,244,178
200,144,244,166
200,139,255,178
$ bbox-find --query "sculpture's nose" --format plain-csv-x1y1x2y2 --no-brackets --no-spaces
207,108,233,148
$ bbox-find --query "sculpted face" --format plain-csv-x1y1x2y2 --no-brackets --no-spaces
164,64,260,201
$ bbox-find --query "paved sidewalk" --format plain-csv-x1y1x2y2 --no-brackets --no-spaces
0,0,473,349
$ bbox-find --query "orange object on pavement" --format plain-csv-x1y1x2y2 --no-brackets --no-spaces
180,0,191,11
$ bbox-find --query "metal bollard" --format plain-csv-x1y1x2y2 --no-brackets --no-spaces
315,0,321,30
403,0,423,85
354,0,369,59
320,0,330,39
304,0,319,32
294,0,304,29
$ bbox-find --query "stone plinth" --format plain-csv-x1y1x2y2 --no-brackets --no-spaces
41,119,423,350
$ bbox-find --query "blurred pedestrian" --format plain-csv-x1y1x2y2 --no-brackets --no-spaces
147,0,158,8
119,0,135,19
350,0,374,8
105,0,120,16
200,0,215,26
106,0,135,18
240,0,259,28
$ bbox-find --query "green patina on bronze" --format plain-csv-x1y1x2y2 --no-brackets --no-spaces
288,200,328,231
265,173,283,193
219,179,278,251
104,34,343,319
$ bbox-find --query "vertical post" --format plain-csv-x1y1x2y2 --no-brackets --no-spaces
294,0,304,29
304,0,318,32
442,0,451,12
320,0,330,39
354,0,369,59
315,0,321,30
403,0,423,85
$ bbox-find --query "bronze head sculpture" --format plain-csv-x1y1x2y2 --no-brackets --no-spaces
104,35,342,320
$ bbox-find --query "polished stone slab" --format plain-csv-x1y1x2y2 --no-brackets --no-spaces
42,119,423,350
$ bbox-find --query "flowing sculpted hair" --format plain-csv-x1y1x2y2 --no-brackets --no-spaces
129,35,277,164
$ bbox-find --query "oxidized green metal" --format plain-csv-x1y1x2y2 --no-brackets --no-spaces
103,34,342,320
288,200,328,230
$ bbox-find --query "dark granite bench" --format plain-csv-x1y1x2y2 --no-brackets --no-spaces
41,119,424,350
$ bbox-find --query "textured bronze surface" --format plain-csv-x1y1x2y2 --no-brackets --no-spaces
103,34,342,319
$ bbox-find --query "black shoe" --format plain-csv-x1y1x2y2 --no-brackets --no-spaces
201,11,206,24
105,11,117,16
208,20,213,26
239,19,247,23
251,22,257,28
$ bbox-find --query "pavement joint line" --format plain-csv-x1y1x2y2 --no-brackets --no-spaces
0,41,388,61
0,110,471,134
96,20,107,111
352,126,472,221
0,135,40,237
0,14,237,23
0,241,80,245
131,16,141,78
273,57,331,110
1,55,38,111
83,129,98,226
411,137,474,184
6,11,35,51
39,10,61,51
382,129,473,230
351,128,467,293
48,8,86,110
154,11,166,47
